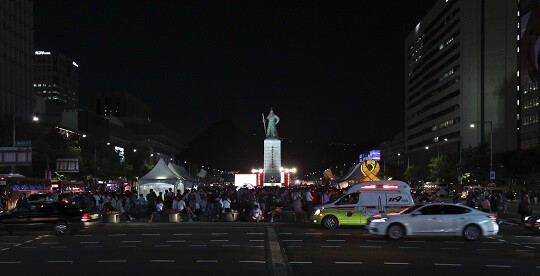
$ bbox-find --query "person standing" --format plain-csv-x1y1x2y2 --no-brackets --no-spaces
519,192,532,223
304,188,314,218
481,196,491,212
146,189,157,222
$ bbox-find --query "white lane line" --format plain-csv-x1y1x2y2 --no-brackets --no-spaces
335,233,350,236
121,241,142,243
305,233,322,235
211,240,229,242
290,261,312,264
483,242,503,244
247,233,263,235
280,233,293,235
74,234,91,237
385,262,409,265
434,263,462,266
86,246,103,248
239,260,265,263
4,236,20,238
251,245,264,248
20,247,36,249
524,242,540,245
13,243,22,247
321,245,341,248
151,260,175,263
174,233,192,236
440,248,458,250
404,241,425,243
190,245,207,247
399,247,419,249
47,261,73,263
98,260,127,263
196,260,217,263
516,250,533,252
282,240,302,242
524,246,536,249
80,242,99,244
108,234,126,236
360,246,381,248
166,240,185,243
497,239,507,242
24,240,33,243
515,236,532,238
335,261,362,264
41,242,59,245
0,248,9,251
211,233,228,235
486,265,511,268
155,245,171,247
326,240,345,242
0,261,21,264
1,243,20,245
223,245,240,247
142,234,160,236
249,240,264,242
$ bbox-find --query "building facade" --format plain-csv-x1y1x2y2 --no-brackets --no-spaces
33,50,80,114
519,0,540,149
90,90,151,118
404,0,518,163
0,0,34,116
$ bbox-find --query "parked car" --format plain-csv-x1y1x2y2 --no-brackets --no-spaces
524,214,540,234
0,201,100,235
366,203,499,241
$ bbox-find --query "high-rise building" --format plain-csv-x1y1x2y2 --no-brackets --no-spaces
0,1,34,116
519,0,540,149
91,90,151,118
404,0,518,163
33,50,79,114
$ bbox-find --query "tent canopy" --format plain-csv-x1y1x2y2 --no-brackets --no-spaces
138,158,184,196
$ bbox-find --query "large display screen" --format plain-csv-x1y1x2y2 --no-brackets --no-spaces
520,7,540,86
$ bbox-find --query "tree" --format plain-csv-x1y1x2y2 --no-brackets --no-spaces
404,165,427,187
427,155,456,183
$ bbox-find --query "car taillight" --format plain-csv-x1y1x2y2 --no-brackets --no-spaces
487,215,497,221
81,213,90,222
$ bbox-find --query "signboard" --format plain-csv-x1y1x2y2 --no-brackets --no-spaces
489,171,496,180
0,147,32,166
359,150,381,162
56,158,79,172
15,140,31,147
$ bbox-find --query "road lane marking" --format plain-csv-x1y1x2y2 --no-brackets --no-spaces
524,246,536,249
282,240,302,242
321,245,341,248
13,243,22,247
166,240,185,243
482,242,503,244
524,242,540,245
190,245,207,247
222,245,240,247
41,242,59,244
196,260,217,263
290,261,312,264
24,240,33,243
21,247,36,249
268,226,291,276
211,233,228,235
497,239,507,242
486,265,511,268
434,263,461,266
247,233,263,235
280,233,292,235
0,261,21,264
326,240,345,242
251,245,264,248
516,249,533,252
511,243,520,245
98,260,127,263
154,245,171,247
174,233,192,236
0,248,9,251
239,260,265,263
515,236,532,238
360,246,381,248
366,240,386,243
385,262,409,265
335,261,362,264
4,236,20,238
47,261,73,263
399,247,419,249
440,248,458,250
1,243,20,245
211,240,229,242
74,234,91,237
249,240,264,242
305,233,322,235
151,260,175,263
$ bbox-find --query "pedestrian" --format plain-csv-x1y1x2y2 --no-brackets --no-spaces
146,189,157,222
293,196,308,222
519,192,532,223
304,187,314,218
481,196,491,212
251,203,263,222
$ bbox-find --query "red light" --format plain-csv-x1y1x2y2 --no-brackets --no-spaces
362,185,377,189
81,213,90,222
383,185,398,189
487,215,497,221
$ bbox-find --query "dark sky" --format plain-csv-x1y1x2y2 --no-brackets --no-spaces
34,0,437,147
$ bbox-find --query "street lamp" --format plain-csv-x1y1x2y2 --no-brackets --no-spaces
470,121,493,175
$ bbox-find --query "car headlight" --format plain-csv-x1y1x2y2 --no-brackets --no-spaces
370,218,388,223
525,216,531,221
314,209,321,216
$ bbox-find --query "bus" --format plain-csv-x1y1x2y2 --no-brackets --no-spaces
51,180,85,193
0,174,52,212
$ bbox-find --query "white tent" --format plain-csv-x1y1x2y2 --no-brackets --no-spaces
138,158,183,197
167,163,197,189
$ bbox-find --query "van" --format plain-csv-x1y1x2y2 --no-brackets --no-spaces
311,180,414,229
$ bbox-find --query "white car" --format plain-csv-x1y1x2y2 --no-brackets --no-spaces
366,203,499,241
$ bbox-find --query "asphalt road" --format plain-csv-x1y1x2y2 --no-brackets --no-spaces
0,220,538,275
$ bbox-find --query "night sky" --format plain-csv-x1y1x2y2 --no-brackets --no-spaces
34,1,437,148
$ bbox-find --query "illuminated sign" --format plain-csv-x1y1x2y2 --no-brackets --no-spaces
35,51,51,55
115,146,125,163
72,61,78,67
359,150,381,162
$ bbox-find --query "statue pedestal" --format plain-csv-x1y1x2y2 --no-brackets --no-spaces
263,138,281,184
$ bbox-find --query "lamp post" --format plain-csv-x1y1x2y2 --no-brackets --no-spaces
11,114,40,173
469,121,493,176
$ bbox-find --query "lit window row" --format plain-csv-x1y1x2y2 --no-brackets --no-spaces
431,117,459,131
523,98,539,109
523,82,538,94
522,114,539,126
438,36,455,51
438,67,456,81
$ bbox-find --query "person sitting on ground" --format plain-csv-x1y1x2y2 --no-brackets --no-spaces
251,203,263,222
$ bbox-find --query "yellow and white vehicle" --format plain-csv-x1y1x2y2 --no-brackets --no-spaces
312,180,414,229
